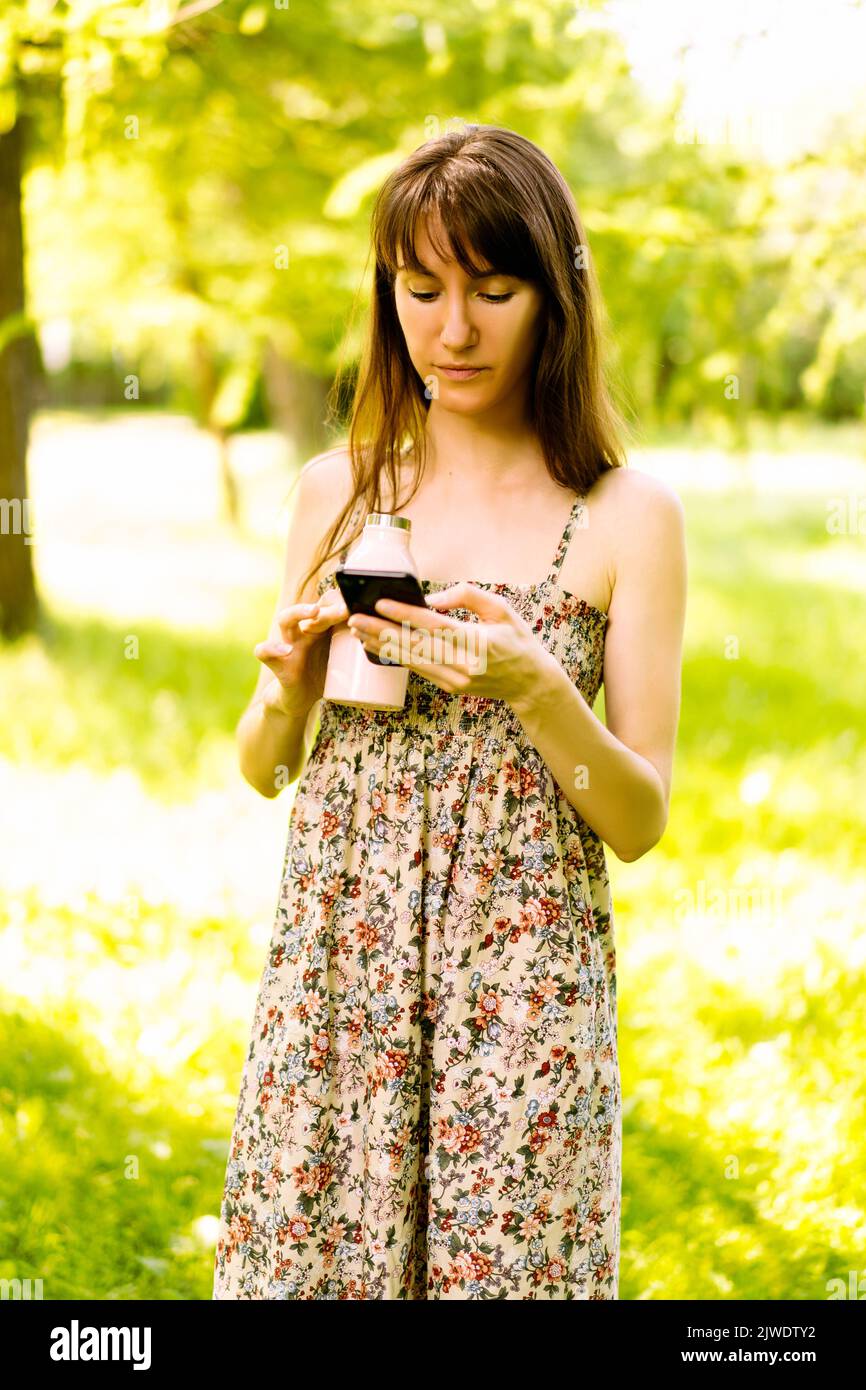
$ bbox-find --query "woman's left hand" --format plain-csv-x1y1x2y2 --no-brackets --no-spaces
346,582,551,706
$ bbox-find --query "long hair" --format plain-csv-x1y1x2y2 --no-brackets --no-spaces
294,123,632,603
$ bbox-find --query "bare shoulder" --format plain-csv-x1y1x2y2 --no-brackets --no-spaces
273,443,358,607
293,443,360,557
594,466,687,614
592,466,684,556
298,442,355,507
589,464,684,524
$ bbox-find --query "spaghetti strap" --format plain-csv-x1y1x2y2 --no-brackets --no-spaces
545,493,586,584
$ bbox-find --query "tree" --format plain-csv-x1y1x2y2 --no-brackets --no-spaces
0,107,39,637
0,0,222,637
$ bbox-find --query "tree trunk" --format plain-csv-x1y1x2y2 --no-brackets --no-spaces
215,424,240,528
0,112,40,641
190,327,240,527
262,340,331,464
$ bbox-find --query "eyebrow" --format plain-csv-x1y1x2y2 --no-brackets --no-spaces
398,262,504,279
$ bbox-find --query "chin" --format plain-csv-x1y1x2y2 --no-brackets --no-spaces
438,396,493,416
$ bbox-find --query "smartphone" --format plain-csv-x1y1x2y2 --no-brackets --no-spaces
334,567,428,666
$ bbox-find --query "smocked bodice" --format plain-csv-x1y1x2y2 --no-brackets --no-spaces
314,570,607,744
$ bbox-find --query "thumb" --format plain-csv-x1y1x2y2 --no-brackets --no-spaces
425,581,507,618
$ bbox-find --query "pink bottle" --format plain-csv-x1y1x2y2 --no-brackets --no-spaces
323,513,418,710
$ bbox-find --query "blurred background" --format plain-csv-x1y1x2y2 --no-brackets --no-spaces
1,0,864,1300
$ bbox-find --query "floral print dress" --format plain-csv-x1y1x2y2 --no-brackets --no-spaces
213,494,621,1300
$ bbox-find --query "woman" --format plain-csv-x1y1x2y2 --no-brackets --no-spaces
213,125,687,1300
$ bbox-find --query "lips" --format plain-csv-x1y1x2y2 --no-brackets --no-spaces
436,365,487,378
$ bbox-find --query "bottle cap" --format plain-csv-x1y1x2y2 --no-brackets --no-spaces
364,513,411,531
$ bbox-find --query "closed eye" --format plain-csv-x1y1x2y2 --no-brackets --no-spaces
408,291,514,304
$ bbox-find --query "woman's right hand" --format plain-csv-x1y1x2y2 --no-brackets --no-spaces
254,587,350,715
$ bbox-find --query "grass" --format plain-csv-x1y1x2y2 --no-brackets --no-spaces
1,410,864,1299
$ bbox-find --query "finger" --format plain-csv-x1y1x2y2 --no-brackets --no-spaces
372,597,462,631
276,600,349,639
296,610,326,631
351,625,468,691
349,611,473,652
355,643,464,692
316,594,349,621
255,639,293,660
297,601,348,631
347,613,403,640
316,584,348,614
276,602,319,632
422,581,478,605
423,582,507,617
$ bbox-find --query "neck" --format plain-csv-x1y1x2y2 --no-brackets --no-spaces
418,406,548,493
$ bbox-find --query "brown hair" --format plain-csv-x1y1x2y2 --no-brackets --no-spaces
294,123,632,603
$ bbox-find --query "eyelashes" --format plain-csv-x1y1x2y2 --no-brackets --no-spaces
408,291,515,304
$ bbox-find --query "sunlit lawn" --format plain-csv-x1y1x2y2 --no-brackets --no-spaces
1,410,864,1299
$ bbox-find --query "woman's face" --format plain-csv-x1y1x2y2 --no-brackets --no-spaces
393,222,546,417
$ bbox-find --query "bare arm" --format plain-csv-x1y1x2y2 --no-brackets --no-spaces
237,448,355,798
511,472,688,861
236,682,319,800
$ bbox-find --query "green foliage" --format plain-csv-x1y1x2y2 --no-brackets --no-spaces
6,0,865,425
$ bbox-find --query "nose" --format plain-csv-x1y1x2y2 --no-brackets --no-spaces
439,292,479,352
